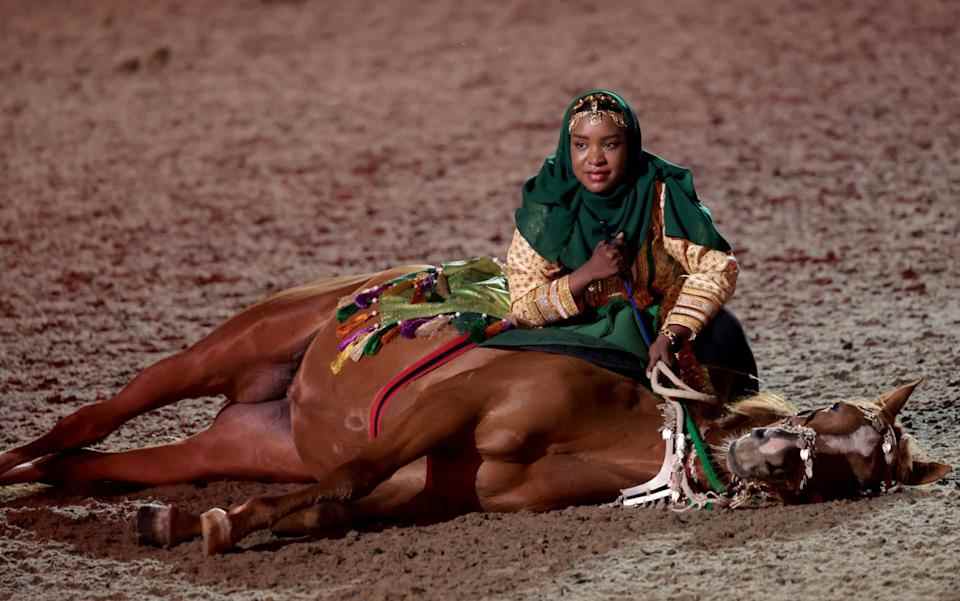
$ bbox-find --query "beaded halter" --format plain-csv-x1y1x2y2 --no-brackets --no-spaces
617,364,901,510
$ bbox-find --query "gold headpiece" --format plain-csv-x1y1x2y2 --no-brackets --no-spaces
568,93,627,133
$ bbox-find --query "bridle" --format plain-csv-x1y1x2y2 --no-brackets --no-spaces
617,363,902,510
788,403,900,492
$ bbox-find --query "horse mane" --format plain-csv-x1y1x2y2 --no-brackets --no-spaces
725,391,797,420
720,393,884,425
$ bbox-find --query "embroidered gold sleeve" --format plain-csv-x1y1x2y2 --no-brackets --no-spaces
505,229,581,327
659,195,739,338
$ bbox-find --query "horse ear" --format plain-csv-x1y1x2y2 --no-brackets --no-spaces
895,434,952,486
899,459,952,486
878,379,923,422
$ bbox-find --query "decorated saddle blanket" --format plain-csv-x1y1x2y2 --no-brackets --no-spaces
331,257,513,374
331,257,657,383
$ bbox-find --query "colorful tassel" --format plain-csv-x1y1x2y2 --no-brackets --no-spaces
335,303,359,323
355,284,388,309
332,333,366,374
382,279,416,297
399,317,432,338
414,315,452,338
484,319,513,338
337,325,375,352
363,324,396,356
452,312,491,343
336,310,375,339
350,333,372,361
380,324,401,346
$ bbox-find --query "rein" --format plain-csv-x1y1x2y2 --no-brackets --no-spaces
618,363,728,509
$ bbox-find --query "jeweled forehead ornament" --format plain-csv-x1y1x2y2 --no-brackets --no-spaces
568,93,628,133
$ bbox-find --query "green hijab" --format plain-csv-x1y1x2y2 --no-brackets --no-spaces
515,89,730,271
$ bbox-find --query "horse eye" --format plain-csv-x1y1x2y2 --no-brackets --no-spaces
829,403,841,412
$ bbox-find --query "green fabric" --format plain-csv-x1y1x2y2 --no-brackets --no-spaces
515,88,730,271
376,257,511,324
482,298,652,364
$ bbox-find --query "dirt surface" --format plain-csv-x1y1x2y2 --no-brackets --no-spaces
2,1,959,599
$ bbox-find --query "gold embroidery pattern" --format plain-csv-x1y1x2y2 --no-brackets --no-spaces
506,230,582,327
675,292,721,313
657,181,739,337
549,280,566,319
536,283,561,323
556,276,579,318
584,276,627,308
665,313,703,334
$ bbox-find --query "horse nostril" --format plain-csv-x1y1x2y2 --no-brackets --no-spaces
752,428,767,440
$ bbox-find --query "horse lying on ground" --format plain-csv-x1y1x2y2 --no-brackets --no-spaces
0,265,950,555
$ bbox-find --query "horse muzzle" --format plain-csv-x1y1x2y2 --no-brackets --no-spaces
727,428,806,482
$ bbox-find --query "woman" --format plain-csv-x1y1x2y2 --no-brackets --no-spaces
491,89,757,399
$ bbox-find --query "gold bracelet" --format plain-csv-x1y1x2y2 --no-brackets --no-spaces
660,328,682,353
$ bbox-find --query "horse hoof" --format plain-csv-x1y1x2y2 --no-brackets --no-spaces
135,504,176,547
0,452,26,480
201,507,232,556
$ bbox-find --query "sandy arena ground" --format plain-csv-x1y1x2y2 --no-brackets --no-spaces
1,1,959,599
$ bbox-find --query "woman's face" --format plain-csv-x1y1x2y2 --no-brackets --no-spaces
569,115,628,194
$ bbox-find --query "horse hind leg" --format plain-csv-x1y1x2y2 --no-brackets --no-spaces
0,400,308,483
0,296,320,479
0,351,203,478
0,346,233,479
0,401,312,546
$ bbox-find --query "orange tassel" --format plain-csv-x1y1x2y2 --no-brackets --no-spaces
383,279,415,296
483,319,511,338
336,310,374,339
380,326,401,346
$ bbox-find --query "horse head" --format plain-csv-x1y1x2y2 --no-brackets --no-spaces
725,380,951,504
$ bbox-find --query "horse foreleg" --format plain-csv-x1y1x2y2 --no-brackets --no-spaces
0,401,311,547
199,380,483,555
269,460,430,537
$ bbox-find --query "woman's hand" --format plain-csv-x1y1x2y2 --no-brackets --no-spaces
568,233,626,298
585,232,626,280
646,324,692,378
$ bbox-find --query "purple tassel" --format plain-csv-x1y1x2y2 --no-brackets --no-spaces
337,325,374,351
354,284,387,309
417,273,437,291
399,318,431,338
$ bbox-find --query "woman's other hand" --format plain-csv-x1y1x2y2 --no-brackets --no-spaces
646,324,692,377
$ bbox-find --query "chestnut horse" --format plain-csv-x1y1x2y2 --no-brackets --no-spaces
0,266,950,555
